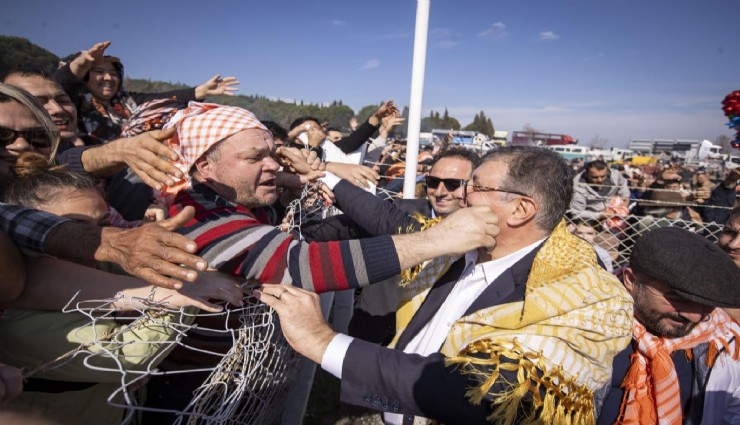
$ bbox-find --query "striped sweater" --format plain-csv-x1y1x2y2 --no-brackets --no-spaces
170,183,401,293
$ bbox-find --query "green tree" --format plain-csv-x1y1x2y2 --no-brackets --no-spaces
463,110,495,138
0,36,59,75
356,103,380,124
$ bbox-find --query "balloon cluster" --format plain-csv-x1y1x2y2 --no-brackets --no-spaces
722,90,740,148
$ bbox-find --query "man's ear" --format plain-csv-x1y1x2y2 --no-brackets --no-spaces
623,267,636,293
506,196,538,227
193,155,212,180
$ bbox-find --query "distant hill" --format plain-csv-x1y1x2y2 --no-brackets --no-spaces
0,36,481,136
0,35,59,75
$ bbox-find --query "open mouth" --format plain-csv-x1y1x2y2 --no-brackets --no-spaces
52,118,70,127
260,179,276,188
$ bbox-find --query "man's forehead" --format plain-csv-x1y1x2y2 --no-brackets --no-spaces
6,75,64,96
430,157,472,176
472,160,505,182
726,216,740,231
227,128,273,148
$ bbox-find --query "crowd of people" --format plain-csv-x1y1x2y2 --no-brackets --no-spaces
0,40,738,425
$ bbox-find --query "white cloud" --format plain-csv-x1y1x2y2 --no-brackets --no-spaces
431,27,462,49
539,31,559,41
478,22,508,39
358,59,380,70
330,19,347,26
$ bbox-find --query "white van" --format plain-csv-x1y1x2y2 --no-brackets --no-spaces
727,155,740,170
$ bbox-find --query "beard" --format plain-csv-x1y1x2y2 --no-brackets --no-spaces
633,288,699,338
235,186,278,209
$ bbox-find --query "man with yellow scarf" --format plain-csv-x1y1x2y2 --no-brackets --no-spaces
259,146,634,424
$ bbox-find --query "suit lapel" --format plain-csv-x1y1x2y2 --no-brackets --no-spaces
395,258,467,350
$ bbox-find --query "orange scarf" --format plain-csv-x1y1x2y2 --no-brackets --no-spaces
615,309,740,425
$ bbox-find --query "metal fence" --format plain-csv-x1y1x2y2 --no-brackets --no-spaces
564,213,725,272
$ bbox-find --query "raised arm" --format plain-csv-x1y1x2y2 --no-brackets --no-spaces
334,100,397,154
182,197,497,293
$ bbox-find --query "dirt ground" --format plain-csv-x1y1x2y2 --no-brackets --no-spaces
302,369,383,425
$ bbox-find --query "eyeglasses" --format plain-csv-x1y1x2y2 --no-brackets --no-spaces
425,176,468,192
0,126,51,149
464,182,530,198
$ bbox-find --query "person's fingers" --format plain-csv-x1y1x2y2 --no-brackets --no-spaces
254,289,284,311
278,146,304,163
160,206,197,233
361,167,380,182
217,282,246,307
131,166,164,191
140,137,180,163
155,233,207,272
175,294,223,313
147,126,178,146
134,268,183,290
145,209,166,223
132,161,177,188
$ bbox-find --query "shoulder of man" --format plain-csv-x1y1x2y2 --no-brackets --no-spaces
393,198,432,217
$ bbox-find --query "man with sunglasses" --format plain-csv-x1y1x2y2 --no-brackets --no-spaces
413,147,478,217
260,146,633,424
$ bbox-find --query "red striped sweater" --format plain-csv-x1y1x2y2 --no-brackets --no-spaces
171,183,401,293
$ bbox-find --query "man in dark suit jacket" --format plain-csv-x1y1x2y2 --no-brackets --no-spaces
259,146,633,424
299,147,479,344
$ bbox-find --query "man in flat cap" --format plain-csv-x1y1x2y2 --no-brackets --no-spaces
598,227,740,425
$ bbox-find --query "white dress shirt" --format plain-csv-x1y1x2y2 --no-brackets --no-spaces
321,239,544,423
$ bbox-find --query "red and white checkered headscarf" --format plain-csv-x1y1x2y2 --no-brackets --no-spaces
160,102,269,201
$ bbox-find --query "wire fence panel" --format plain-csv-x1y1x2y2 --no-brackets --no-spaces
565,213,725,271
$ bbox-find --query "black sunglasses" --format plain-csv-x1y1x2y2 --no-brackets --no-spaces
425,175,468,192
0,126,51,149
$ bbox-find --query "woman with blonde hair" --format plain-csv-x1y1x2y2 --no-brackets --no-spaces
0,83,60,189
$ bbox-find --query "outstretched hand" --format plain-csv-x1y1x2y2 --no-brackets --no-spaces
195,74,240,100
69,41,112,79
96,206,208,289
112,126,183,190
374,100,398,119
277,147,325,183
255,285,336,364
160,271,246,312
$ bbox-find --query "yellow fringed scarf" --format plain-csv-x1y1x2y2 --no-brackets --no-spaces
393,221,634,424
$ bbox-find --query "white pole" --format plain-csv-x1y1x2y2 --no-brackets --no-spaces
403,0,430,199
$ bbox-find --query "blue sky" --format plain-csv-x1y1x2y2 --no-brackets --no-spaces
3,0,739,147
